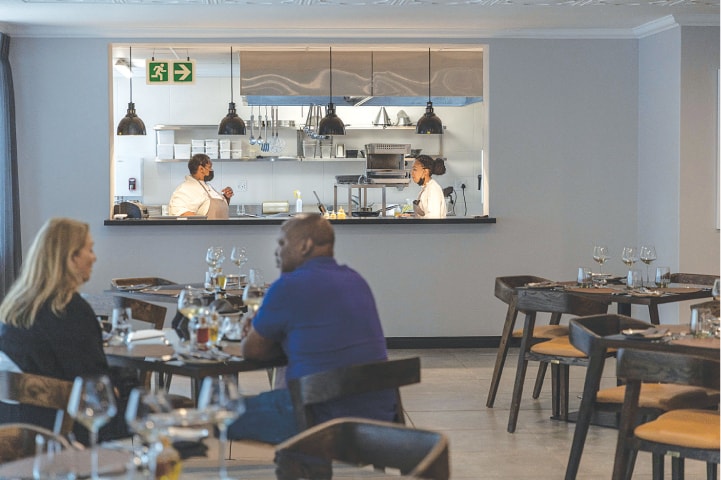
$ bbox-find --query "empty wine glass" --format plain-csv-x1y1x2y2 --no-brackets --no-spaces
639,244,657,287
125,388,173,478
198,375,246,480
242,268,265,314
592,245,609,274
67,374,118,480
621,246,638,268
230,246,248,279
206,246,225,269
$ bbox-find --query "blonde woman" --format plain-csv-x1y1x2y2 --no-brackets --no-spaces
0,217,132,443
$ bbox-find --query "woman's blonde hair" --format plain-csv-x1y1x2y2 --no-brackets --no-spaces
0,218,90,328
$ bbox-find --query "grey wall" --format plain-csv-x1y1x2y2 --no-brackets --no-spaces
9,29,719,337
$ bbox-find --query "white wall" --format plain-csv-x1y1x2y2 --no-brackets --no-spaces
9,31,719,338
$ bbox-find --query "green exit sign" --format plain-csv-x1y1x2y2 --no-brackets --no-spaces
146,60,195,85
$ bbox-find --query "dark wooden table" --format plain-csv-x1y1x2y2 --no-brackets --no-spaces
564,314,719,480
105,343,286,404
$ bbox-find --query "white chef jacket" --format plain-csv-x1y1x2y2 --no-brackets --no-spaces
168,175,225,217
415,178,447,219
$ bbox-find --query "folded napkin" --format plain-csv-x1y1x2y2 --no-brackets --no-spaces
126,329,166,344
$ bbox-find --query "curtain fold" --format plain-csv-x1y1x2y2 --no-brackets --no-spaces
0,33,21,299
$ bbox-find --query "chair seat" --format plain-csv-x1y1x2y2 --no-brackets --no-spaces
634,409,720,450
512,325,569,339
529,336,586,358
596,384,719,411
167,394,196,409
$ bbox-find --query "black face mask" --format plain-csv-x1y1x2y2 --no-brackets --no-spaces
417,177,425,186
204,170,214,182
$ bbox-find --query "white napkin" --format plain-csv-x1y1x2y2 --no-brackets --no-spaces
126,329,166,344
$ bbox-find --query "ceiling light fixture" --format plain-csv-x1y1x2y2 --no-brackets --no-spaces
218,46,246,135
416,48,444,135
116,46,146,136
318,47,346,136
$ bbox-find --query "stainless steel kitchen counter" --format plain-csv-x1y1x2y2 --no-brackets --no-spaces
103,216,496,226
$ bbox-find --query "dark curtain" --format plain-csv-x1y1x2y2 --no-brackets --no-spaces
0,33,21,299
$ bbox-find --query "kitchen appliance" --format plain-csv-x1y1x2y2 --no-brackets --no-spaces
364,143,410,186
114,201,148,219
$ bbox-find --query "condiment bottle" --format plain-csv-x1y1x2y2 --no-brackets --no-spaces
294,190,302,213
155,437,182,480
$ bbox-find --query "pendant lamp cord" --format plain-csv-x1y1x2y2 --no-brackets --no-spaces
129,46,133,104
427,47,431,102
229,46,234,103
329,47,333,103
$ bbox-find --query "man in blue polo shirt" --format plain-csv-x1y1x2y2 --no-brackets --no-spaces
227,214,395,443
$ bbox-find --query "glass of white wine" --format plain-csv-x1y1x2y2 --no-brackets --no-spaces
242,268,265,313
125,387,174,478
67,375,118,480
178,286,208,348
639,244,657,287
621,246,637,268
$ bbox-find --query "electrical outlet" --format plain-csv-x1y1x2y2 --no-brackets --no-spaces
237,179,248,192
453,179,465,191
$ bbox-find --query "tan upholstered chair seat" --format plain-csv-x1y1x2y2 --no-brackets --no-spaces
512,325,569,339
596,384,719,410
529,336,586,358
634,409,720,450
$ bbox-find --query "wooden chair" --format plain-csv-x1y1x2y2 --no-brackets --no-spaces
487,276,570,408
287,357,421,431
0,371,74,436
0,423,72,464
507,289,610,433
274,417,450,480
565,314,720,480
612,348,720,480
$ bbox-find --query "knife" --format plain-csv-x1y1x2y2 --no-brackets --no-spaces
313,190,327,214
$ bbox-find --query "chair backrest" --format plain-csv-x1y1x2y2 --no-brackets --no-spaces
114,296,167,330
516,289,609,317
0,423,71,464
494,275,551,304
287,357,421,431
0,371,74,436
616,348,720,390
274,417,450,480
569,314,652,356
669,273,719,286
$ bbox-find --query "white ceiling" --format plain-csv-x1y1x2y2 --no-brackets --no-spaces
0,0,718,42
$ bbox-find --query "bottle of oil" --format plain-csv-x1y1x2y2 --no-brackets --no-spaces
155,437,182,480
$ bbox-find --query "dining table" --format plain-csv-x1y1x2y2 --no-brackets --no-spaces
563,314,720,480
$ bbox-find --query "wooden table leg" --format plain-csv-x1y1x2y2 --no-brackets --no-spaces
486,298,519,408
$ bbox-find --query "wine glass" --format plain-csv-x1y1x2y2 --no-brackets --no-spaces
205,246,225,269
67,374,118,480
639,244,657,287
125,387,173,478
242,268,265,313
592,245,609,274
198,375,246,480
621,247,638,268
230,246,248,280
178,286,208,348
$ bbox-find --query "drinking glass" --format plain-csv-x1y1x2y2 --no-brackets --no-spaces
639,244,657,286
110,307,133,346
198,375,246,480
67,375,118,480
242,268,265,313
592,245,609,274
230,246,248,279
712,279,720,301
621,247,637,268
655,266,670,288
125,388,173,478
205,246,225,269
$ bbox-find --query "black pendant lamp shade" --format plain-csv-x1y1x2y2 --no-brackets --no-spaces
318,47,346,136
218,47,246,135
117,46,146,136
416,48,443,135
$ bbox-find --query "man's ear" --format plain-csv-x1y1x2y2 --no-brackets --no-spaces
299,237,314,256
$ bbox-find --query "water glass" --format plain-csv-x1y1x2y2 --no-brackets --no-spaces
626,270,643,290
110,307,133,345
655,266,670,288
577,267,592,288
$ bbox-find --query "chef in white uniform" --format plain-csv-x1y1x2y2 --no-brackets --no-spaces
410,155,447,219
169,154,234,219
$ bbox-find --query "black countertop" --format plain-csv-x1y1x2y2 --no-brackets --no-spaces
104,216,496,226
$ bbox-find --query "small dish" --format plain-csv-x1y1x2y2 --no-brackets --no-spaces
116,283,150,291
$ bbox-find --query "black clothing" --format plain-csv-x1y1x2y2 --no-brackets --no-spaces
0,293,136,444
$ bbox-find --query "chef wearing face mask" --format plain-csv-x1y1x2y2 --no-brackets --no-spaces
168,154,234,219
410,155,447,219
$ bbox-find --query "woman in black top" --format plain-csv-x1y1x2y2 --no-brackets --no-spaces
0,217,135,443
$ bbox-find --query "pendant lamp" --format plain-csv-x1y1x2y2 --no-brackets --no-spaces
416,48,444,135
117,46,146,136
218,46,246,135
318,47,346,136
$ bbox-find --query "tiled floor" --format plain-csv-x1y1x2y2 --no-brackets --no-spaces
172,348,712,479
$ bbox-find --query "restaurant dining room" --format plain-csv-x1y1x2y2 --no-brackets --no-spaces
0,1,719,479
